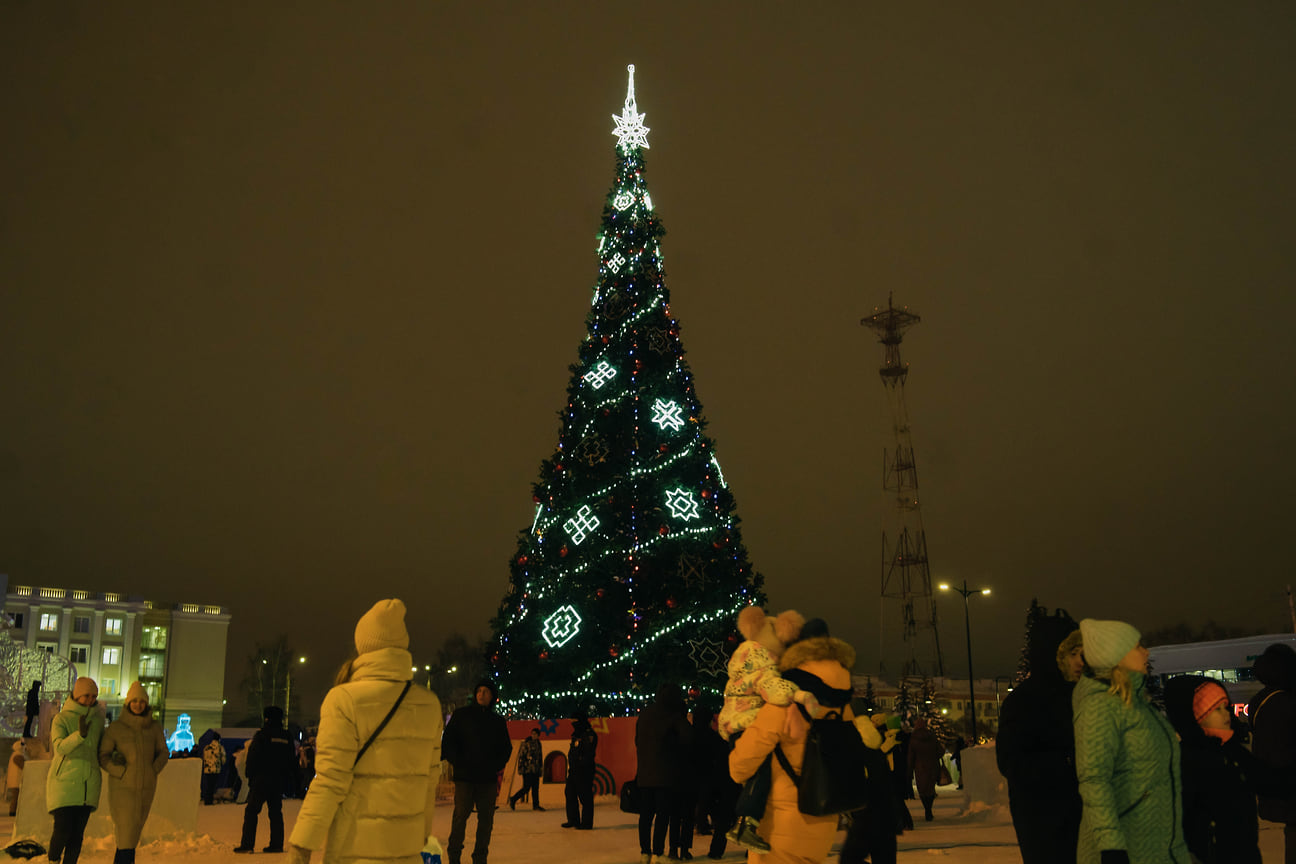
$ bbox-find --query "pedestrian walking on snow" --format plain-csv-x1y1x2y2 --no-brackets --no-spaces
287,598,444,864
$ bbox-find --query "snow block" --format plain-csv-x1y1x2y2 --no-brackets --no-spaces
12,757,201,843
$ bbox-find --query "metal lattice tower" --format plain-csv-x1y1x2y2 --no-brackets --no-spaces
862,294,944,679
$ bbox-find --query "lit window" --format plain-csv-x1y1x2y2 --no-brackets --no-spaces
105,618,122,636
103,647,120,665
101,679,117,697
39,614,59,632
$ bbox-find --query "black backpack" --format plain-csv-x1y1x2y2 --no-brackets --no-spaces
773,703,887,817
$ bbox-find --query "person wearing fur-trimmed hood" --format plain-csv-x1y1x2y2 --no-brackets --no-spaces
98,681,168,864
729,620,855,864
288,598,444,864
995,609,1083,863
1072,619,1187,864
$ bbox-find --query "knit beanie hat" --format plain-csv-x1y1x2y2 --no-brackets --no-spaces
125,681,148,705
355,598,410,654
1079,619,1141,670
72,677,98,700
1192,680,1229,722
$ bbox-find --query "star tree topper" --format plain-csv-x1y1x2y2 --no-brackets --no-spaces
612,64,650,150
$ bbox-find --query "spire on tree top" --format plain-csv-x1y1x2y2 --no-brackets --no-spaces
612,64,650,151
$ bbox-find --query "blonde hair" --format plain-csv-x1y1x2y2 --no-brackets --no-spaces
1105,666,1137,707
333,655,357,687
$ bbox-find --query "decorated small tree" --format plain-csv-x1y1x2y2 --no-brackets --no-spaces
1013,598,1045,686
489,67,764,717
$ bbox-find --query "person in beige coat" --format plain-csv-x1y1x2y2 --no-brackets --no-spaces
98,681,169,864
288,599,444,864
729,621,857,864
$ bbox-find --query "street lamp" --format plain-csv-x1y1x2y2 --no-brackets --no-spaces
286,656,306,720
939,580,991,742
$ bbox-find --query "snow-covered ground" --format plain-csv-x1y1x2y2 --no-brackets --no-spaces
3,786,1285,863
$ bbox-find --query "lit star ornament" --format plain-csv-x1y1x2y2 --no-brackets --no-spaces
612,64,650,150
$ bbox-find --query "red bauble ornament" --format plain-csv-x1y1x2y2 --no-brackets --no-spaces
560,545,569,558
517,554,528,564
712,541,723,549
666,596,678,609
609,647,619,657
659,444,668,452
701,489,710,498
539,650,549,661
532,494,541,503
687,686,700,700
597,588,607,599
658,525,668,536
602,336,610,344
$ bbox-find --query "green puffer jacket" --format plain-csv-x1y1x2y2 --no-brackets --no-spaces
46,697,105,812
1073,671,1188,864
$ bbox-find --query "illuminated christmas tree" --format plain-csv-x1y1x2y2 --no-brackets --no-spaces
489,66,764,717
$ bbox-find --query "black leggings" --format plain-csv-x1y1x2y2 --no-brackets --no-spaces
50,805,93,864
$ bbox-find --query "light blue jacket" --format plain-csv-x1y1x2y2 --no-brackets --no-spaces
1073,671,1188,864
46,697,105,811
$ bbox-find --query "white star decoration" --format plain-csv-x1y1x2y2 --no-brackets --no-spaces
650,398,686,432
664,487,701,521
612,64,650,150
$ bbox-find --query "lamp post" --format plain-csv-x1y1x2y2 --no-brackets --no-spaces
286,656,306,721
939,580,991,742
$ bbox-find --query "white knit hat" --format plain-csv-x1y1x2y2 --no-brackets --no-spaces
1080,618,1141,671
355,599,410,654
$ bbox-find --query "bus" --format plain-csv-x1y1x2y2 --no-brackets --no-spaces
1147,633,1296,717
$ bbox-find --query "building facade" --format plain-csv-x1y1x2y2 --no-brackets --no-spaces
2,579,230,736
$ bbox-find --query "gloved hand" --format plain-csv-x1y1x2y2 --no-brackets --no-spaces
288,844,311,864
1100,850,1131,864
78,714,90,738
792,689,821,717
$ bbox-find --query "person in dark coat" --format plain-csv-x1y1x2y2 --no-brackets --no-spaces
235,705,299,854
906,717,943,822
508,728,544,811
1166,675,1284,864
995,612,1083,864
635,685,692,863
563,710,598,829
691,704,738,860
442,679,512,864
23,681,41,739
1247,642,1296,864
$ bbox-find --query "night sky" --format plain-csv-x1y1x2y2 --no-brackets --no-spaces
3,4,1294,718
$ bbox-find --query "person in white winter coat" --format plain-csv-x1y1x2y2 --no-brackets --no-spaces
288,599,444,864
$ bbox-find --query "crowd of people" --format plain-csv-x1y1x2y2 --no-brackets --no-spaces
996,611,1296,864
7,600,1294,864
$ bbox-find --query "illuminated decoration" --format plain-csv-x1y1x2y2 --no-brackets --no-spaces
664,487,701,521
650,398,685,431
166,713,194,754
542,605,583,647
689,638,728,677
564,505,601,544
611,64,650,150
490,65,765,717
583,361,617,389
710,454,728,488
